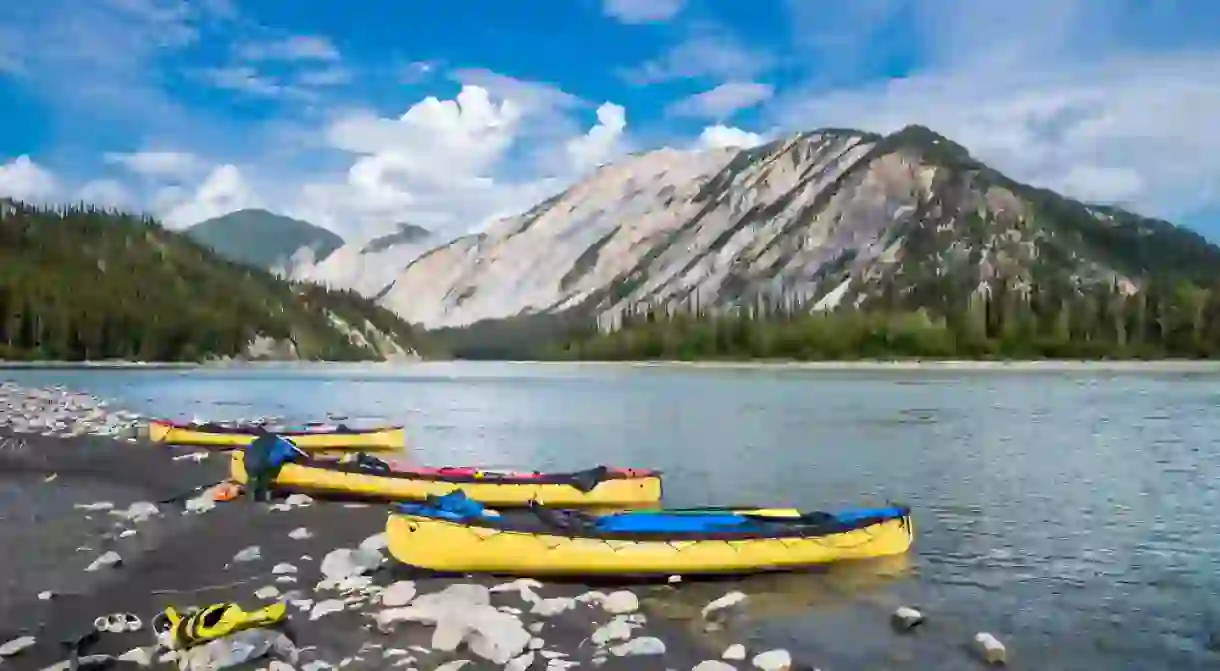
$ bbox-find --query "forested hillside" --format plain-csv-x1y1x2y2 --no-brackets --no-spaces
0,200,427,362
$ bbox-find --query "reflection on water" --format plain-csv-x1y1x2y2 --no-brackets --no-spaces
4,362,1220,670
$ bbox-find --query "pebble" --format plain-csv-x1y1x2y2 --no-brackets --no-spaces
380,580,417,607
0,636,35,657
255,586,281,599
507,652,536,671
288,527,313,540
973,633,1007,665
233,545,262,562
752,649,791,671
85,550,122,571
434,661,471,671
272,562,298,574
285,493,314,507
592,619,633,645
694,662,738,671
610,637,666,656
0,383,141,438
37,591,54,600
723,644,747,660
602,590,640,614
311,599,347,620
359,532,387,551
891,606,924,631
703,591,748,618
118,646,155,666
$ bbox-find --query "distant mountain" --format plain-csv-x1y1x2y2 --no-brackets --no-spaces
372,124,1220,331
185,208,344,271
289,223,436,297
0,200,427,362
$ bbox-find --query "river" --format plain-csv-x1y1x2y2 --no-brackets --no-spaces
4,362,1218,670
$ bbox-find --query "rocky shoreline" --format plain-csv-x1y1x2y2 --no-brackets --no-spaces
0,382,808,671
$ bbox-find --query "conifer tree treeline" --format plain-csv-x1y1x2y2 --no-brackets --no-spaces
542,278,1220,361
0,200,424,362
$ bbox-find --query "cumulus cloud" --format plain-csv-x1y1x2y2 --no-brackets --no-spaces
602,0,685,24
696,125,766,150
77,179,134,209
666,81,774,119
0,156,58,202
158,164,260,227
566,103,629,170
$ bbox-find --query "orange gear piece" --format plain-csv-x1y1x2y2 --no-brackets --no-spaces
212,482,242,502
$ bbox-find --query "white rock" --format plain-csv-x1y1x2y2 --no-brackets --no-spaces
380,580,417,607
602,590,639,614
291,599,313,612
270,503,294,512
694,661,738,671
320,548,381,580
288,527,312,540
172,451,208,462
751,649,791,671
891,606,924,630
412,583,491,609
311,599,346,620
592,618,633,645
491,578,545,594
301,662,332,671
546,660,579,671
74,501,114,511
506,651,536,671
702,591,748,618
540,651,565,659
528,622,546,634
0,636,35,657
723,644,746,661
255,586,281,599
285,494,314,507
119,529,137,539
531,596,576,617
111,501,159,523
233,545,262,562
268,661,295,671
358,532,387,551
434,661,471,671
528,638,545,650
276,576,297,584
668,575,682,584
466,607,532,664
37,591,54,600
118,646,155,666
272,563,298,575
85,550,122,571
973,633,1007,665
611,637,666,656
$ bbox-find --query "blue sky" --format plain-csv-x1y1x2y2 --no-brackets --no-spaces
1,0,1219,240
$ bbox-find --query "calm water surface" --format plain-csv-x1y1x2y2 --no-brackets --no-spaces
5,362,1219,670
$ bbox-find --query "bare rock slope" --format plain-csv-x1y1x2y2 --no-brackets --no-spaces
375,125,1220,329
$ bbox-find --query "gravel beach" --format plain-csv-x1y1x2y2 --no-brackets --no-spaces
0,383,789,671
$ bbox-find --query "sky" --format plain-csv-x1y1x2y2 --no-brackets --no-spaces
1,0,1219,242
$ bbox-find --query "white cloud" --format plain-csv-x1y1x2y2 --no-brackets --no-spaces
769,51,1220,219
666,81,774,119
620,28,774,85
158,164,260,227
696,125,766,150
449,69,582,115
235,35,340,62
602,0,685,23
104,150,203,180
0,156,59,202
566,103,629,170
297,66,352,87
77,179,133,209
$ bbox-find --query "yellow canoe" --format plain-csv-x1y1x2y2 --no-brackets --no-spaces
385,502,914,576
229,450,663,507
147,419,404,452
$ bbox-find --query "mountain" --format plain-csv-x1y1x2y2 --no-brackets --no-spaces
377,125,1220,332
186,208,344,272
0,200,426,362
288,223,436,297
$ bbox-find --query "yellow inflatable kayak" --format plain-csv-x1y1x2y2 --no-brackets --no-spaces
148,419,403,451
385,493,914,576
229,450,663,507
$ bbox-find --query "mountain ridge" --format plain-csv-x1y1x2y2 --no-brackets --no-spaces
374,123,1220,331
186,208,344,272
